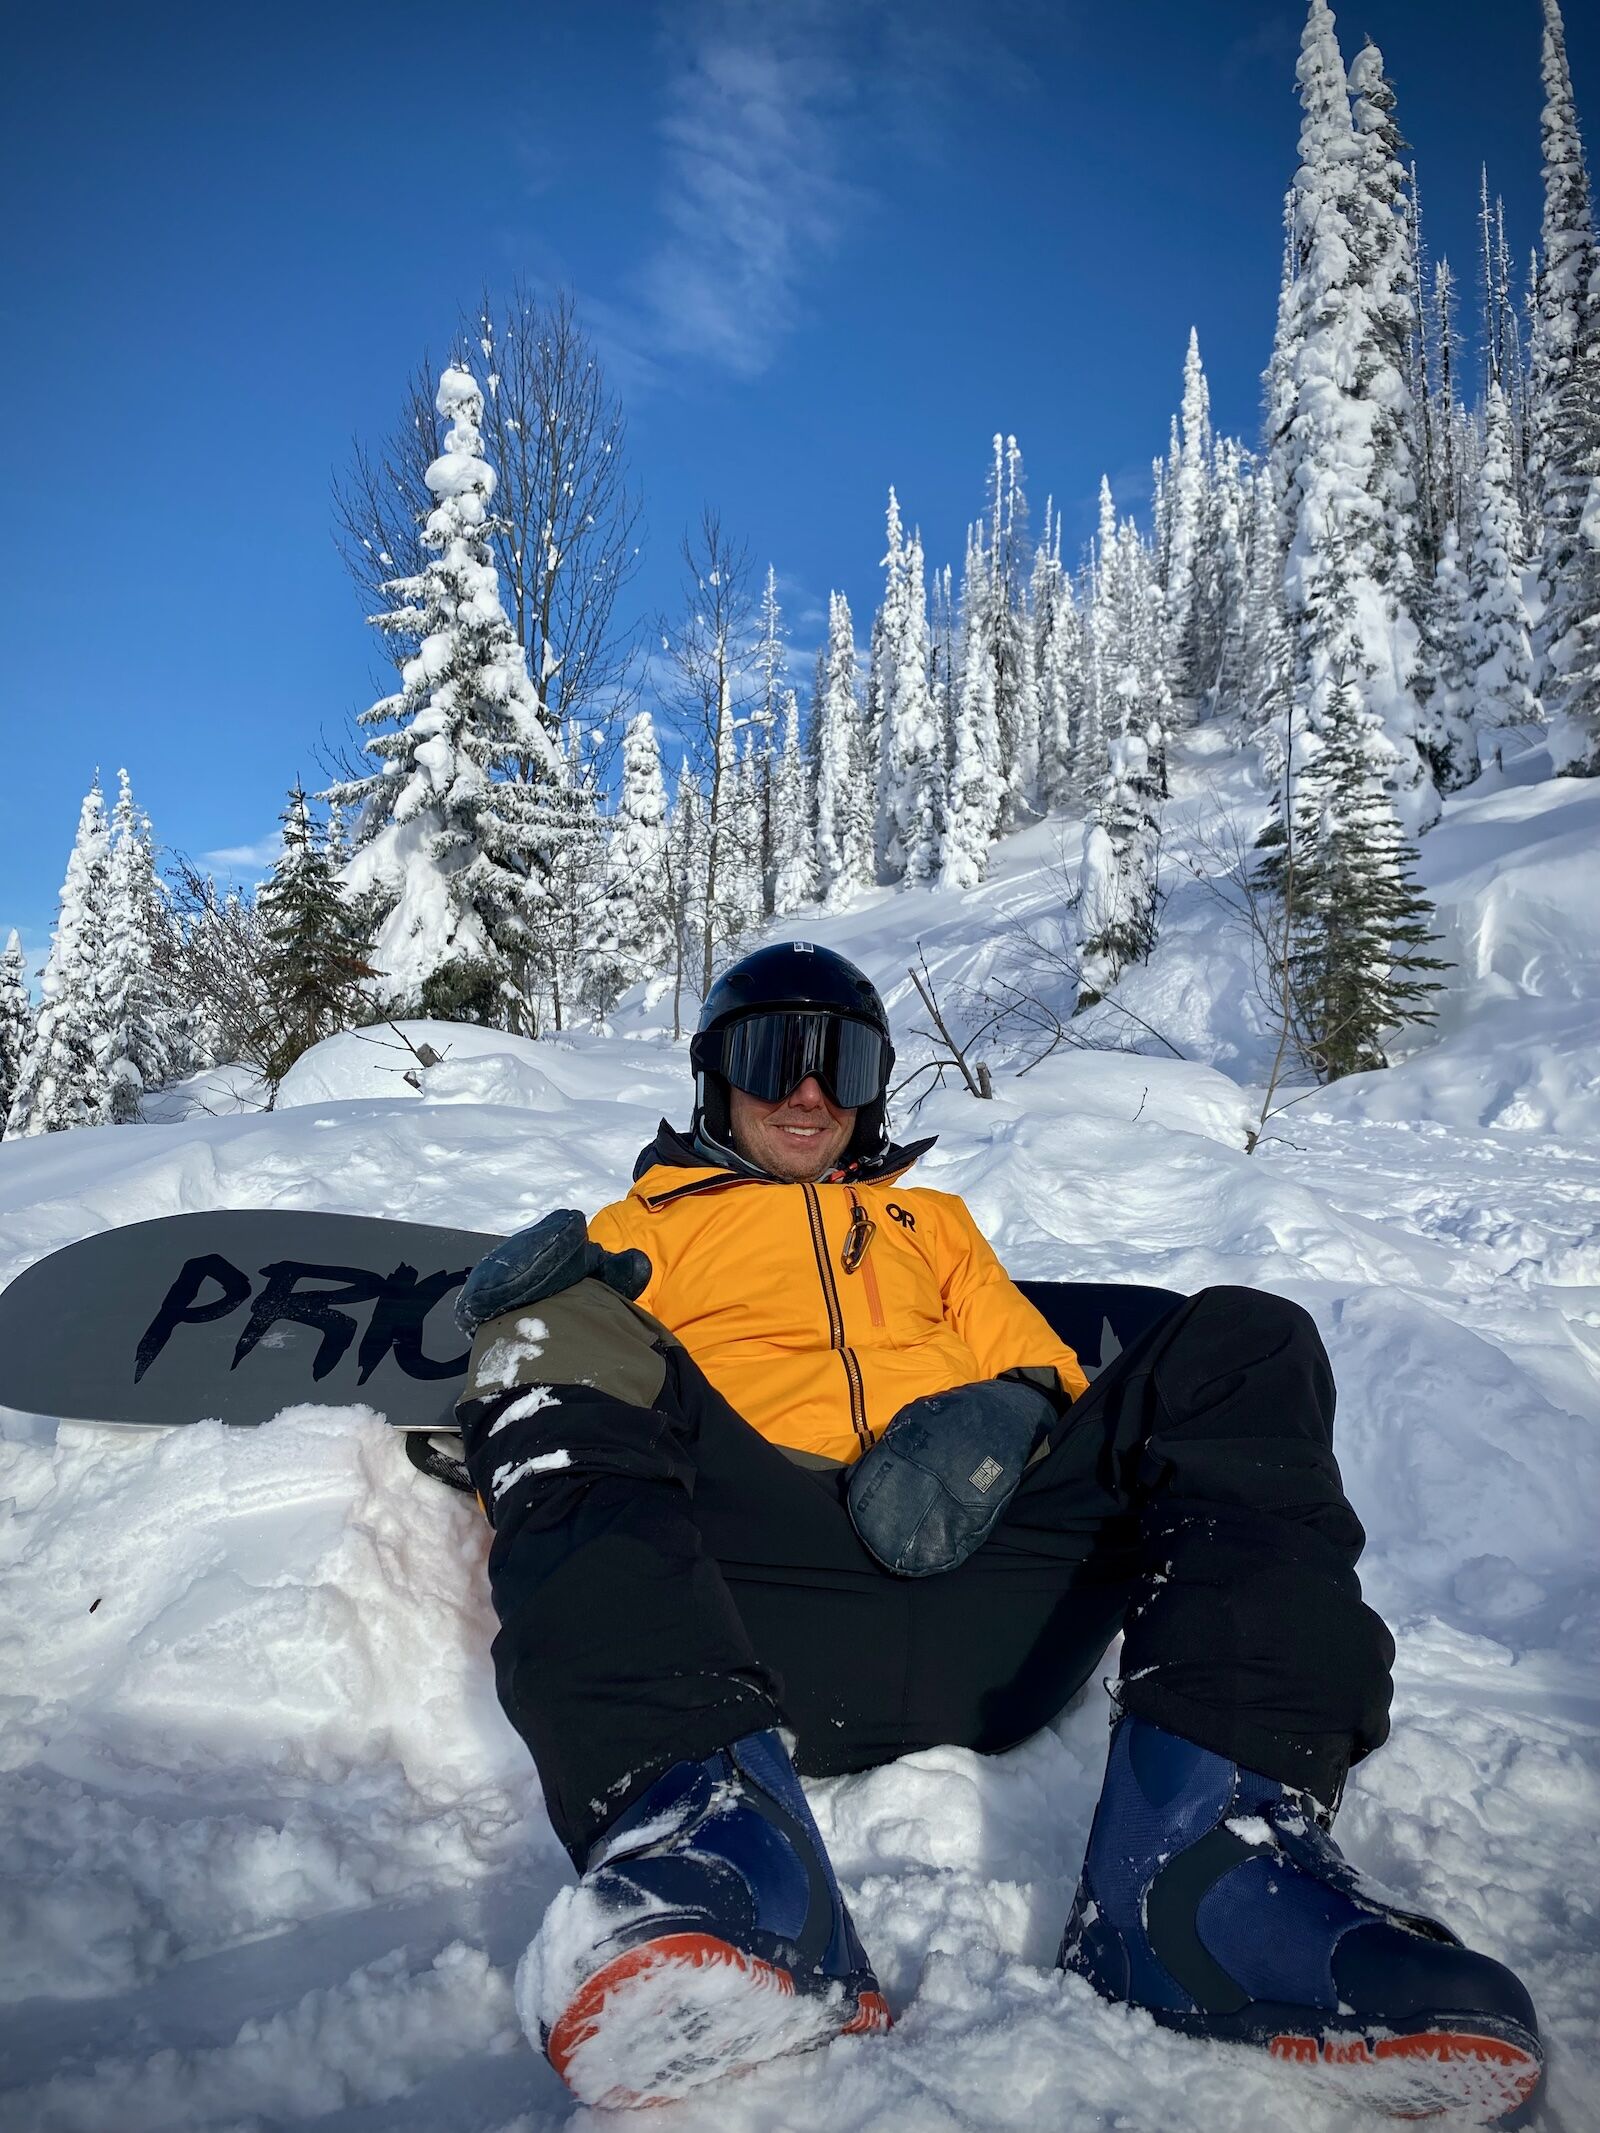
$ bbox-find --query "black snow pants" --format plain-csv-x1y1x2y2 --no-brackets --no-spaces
457,1282,1394,1864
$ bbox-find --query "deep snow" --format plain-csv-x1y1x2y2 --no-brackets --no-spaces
1,738,1597,2131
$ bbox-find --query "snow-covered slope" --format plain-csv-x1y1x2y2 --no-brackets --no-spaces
2,744,1597,2132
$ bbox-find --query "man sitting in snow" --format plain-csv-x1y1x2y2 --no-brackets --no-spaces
454,942,1541,2118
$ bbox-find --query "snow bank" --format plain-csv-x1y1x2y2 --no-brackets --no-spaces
1293,760,1600,1138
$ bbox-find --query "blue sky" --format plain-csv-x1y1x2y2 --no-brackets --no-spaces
2,0,1594,963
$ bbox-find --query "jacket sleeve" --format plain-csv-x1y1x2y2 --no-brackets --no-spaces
931,1193,1089,1404
587,1195,662,1318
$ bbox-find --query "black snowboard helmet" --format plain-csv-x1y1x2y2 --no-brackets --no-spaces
690,943,895,1171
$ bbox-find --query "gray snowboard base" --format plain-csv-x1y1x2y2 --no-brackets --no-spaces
0,1211,502,1431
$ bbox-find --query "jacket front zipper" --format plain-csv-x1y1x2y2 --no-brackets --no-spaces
802,1183,872,1454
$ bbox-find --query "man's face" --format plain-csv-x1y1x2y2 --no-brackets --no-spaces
727,1076,857,1182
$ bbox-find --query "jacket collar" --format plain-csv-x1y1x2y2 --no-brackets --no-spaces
629,1118,936,1198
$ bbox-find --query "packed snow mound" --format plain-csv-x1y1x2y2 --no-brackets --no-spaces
1003,1049,1254,1150
1295,754,1600,1138
143,1062,269,1122
275,1022,544,1109
275,1020,692,1123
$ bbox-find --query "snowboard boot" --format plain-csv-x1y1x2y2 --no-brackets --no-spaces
1059,1717,1542,2124
522,1729,890,2108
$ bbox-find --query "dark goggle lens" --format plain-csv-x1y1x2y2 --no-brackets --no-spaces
716,1012,887,1108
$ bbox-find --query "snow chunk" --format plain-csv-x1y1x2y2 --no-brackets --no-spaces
491,1447,572,1499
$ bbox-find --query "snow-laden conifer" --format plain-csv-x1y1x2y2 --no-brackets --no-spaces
1466,383,1538,740
1164,330,1214,699
1075,729,1162,1008
1091,506,1174,796
1265,192,1305,563
99,769,172,1120
255,785,374,1082
726,739,766,930
1528,0,1600,770
1348,38,1424,618
1241,467,1294,754
1419,526,1476,782
606,710,673,988
940,525,1005,889
337,364,561,1025
814,592,871,904
930,562,958,768
1280,0,1433,828
1034,504,1088,812
1255,526,1446,1080
876,502,943,885
871,489,907,875
0,930,34,1135
771,688,817,914
1196,439,1250,713
6,784,109,1136
530,724,615,1025
867,493,903,867
987,437,1039,822
752,565,785,909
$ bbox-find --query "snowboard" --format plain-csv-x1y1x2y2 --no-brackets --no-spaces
0,1208,1184,1432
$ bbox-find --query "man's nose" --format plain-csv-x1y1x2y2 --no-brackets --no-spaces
786,1076,828,1111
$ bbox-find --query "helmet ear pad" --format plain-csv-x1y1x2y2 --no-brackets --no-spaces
695,1066,735,1154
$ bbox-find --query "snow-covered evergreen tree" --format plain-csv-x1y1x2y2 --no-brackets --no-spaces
876,497,943,885
987,437,1039,823
606,710,674,989
99,769,171,1121
726,739,766,927
1164,329,1214,699
1528,0,1600,771
1279,0,1433,829
1418,525,1477,789
533,723,615,1025
771,688,817,914
1529,0,1599,596
665,759,703,1035
6,784,109,1137
1466,382,1539,738
1241,467,1295,756
1091,509,1174,795
814,591,871,904
256,784,374,1082
940,525,1005,889
0,930,34,1135
1255,657,1445,1080
336,363,561,1025
1348,37,1424,619
1196,438,1250,713
1256,521,1445,1080
1075,729,1162,1008
751,565,785,909
1034,504,1089,811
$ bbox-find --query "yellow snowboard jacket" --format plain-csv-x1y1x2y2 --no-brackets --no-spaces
588,1128,1088,1467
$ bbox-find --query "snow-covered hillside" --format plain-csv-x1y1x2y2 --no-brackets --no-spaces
2,741,1597,2132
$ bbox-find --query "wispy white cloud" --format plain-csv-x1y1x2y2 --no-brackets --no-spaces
201,833,281,874
561,1,1051,390
633,0,861,379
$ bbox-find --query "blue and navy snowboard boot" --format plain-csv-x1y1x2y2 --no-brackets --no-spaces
1060,1717,1542,2124
522,1730,890,2108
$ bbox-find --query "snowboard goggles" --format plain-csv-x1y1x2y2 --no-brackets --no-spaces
709,1010,891,1109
